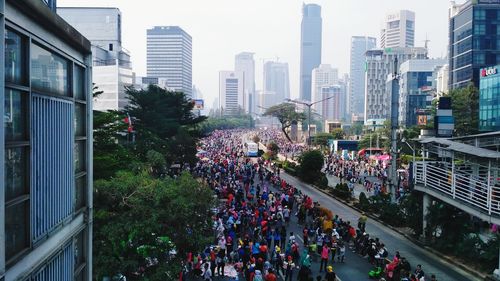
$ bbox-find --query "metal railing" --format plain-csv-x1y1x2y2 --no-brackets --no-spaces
415,161,500,216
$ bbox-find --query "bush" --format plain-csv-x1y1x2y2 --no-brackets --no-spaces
315,173,329,190
356,192,371,211
284,166,297,176
297,150,324,184
378,202,405,227
330,183,351,200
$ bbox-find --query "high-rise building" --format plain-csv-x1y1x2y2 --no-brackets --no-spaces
380,10,415,49
398,59,447,128
2,1,93,280
147,26,192,97
300,3,322,102
58,7,133,111
364,47,427,125
264,61,290,106
219,71,245,116
449,1,500,89
235,52,255,114
311,64,338,116
479,65,500,132
349,36,377,119
320,86,342,121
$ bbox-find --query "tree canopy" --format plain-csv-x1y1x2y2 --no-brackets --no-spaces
297,149,324,184
264,103,306,142
448,84,479,136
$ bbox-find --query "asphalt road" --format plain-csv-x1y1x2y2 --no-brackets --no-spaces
278,171,479,281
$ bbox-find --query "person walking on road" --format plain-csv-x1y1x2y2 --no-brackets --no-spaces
358,212,367,232
325,265,336,281
284,256,295,281
319,243,330,272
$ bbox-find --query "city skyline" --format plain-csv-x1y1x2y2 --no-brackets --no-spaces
58,0,452,108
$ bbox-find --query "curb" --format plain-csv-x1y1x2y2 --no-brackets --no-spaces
283,171,489,281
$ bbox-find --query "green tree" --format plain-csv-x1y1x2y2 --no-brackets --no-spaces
266,142,280,158
297,149,324,183
124,85,206,165
448,84,479,136
93,171,214,281
264,103,306,142
313,132,333,147
331,128,344,140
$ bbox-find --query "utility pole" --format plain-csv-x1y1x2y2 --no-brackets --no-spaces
389,57,399,203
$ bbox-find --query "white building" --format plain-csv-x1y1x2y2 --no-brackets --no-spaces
235,52,255,114
219,71,245,116
435,64,449,97
147,26,192,97
311,64,338,116
58,7,133,111
380,10,415,49
349,36,377,120
364,47,427,125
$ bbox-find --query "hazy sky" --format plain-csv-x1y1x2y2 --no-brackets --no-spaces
59,0,458,108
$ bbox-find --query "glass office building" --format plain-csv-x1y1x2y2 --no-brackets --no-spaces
479,65,500,131
1,0,93,280
449,0,500,89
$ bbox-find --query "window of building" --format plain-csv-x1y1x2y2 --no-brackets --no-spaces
31,43,69,96
5,89,27,141
474,9,486,20
4,28,30,263
474,24,486,35
74,230,86,270
73,65,85,101
74,141,86,174
75,176,86,211
388,20,399,29
75,103,86,137
5,29,25,84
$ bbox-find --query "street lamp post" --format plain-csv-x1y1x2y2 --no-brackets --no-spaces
286,95,335,147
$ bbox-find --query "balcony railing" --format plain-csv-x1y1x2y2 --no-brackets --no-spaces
415,161,500,216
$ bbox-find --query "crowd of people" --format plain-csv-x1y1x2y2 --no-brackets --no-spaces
257,129,305,160
180,129,434,281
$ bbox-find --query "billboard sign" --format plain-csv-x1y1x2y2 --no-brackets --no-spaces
193,99,204,110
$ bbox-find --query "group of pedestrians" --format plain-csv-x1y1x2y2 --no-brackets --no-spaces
257,129,305,160
181,129,435,281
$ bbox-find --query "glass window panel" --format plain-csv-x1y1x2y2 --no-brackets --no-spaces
31,43,69,96
5,147,27,202
75,176,86,211
75,103,86,137
5,201,28,260
74,231,85,267
5,29,25,84
74,141,86,173
74,65,85,101
75,269,85,281
4,89,27,141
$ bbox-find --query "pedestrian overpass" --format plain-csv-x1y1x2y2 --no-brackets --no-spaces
413,132,500,225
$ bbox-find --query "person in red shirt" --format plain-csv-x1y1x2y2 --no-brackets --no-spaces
265,269,277,281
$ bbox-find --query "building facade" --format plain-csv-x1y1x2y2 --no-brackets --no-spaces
449,0,500,89
311,64,338,116
2,1,93,280
380,10,415,49
479,65,500,131
263,61,290,107
299,3,322,102
219,71,244,116
320,86,343,121
349,36,376,120
235,52,255,114
58,7,133,111
364,47,427,125
435,64,449,96
398,59,447,128
147,26,192,97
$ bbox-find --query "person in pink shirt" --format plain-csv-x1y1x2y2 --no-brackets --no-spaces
319,243,330,272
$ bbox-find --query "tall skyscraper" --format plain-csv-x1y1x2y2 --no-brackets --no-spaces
219,71,245,116
3,1,92,280
264,61,290,106
235,52,255,114
380,10,415,49
300,3,322,102
449,1,500,89
311,64,338,116
58,7,133,111
349,36,377,119
364,47,427,125
147,26,192,97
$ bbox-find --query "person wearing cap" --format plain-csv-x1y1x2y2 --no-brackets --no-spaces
325,265,336,281
284,255,295,281
265,269,277,281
